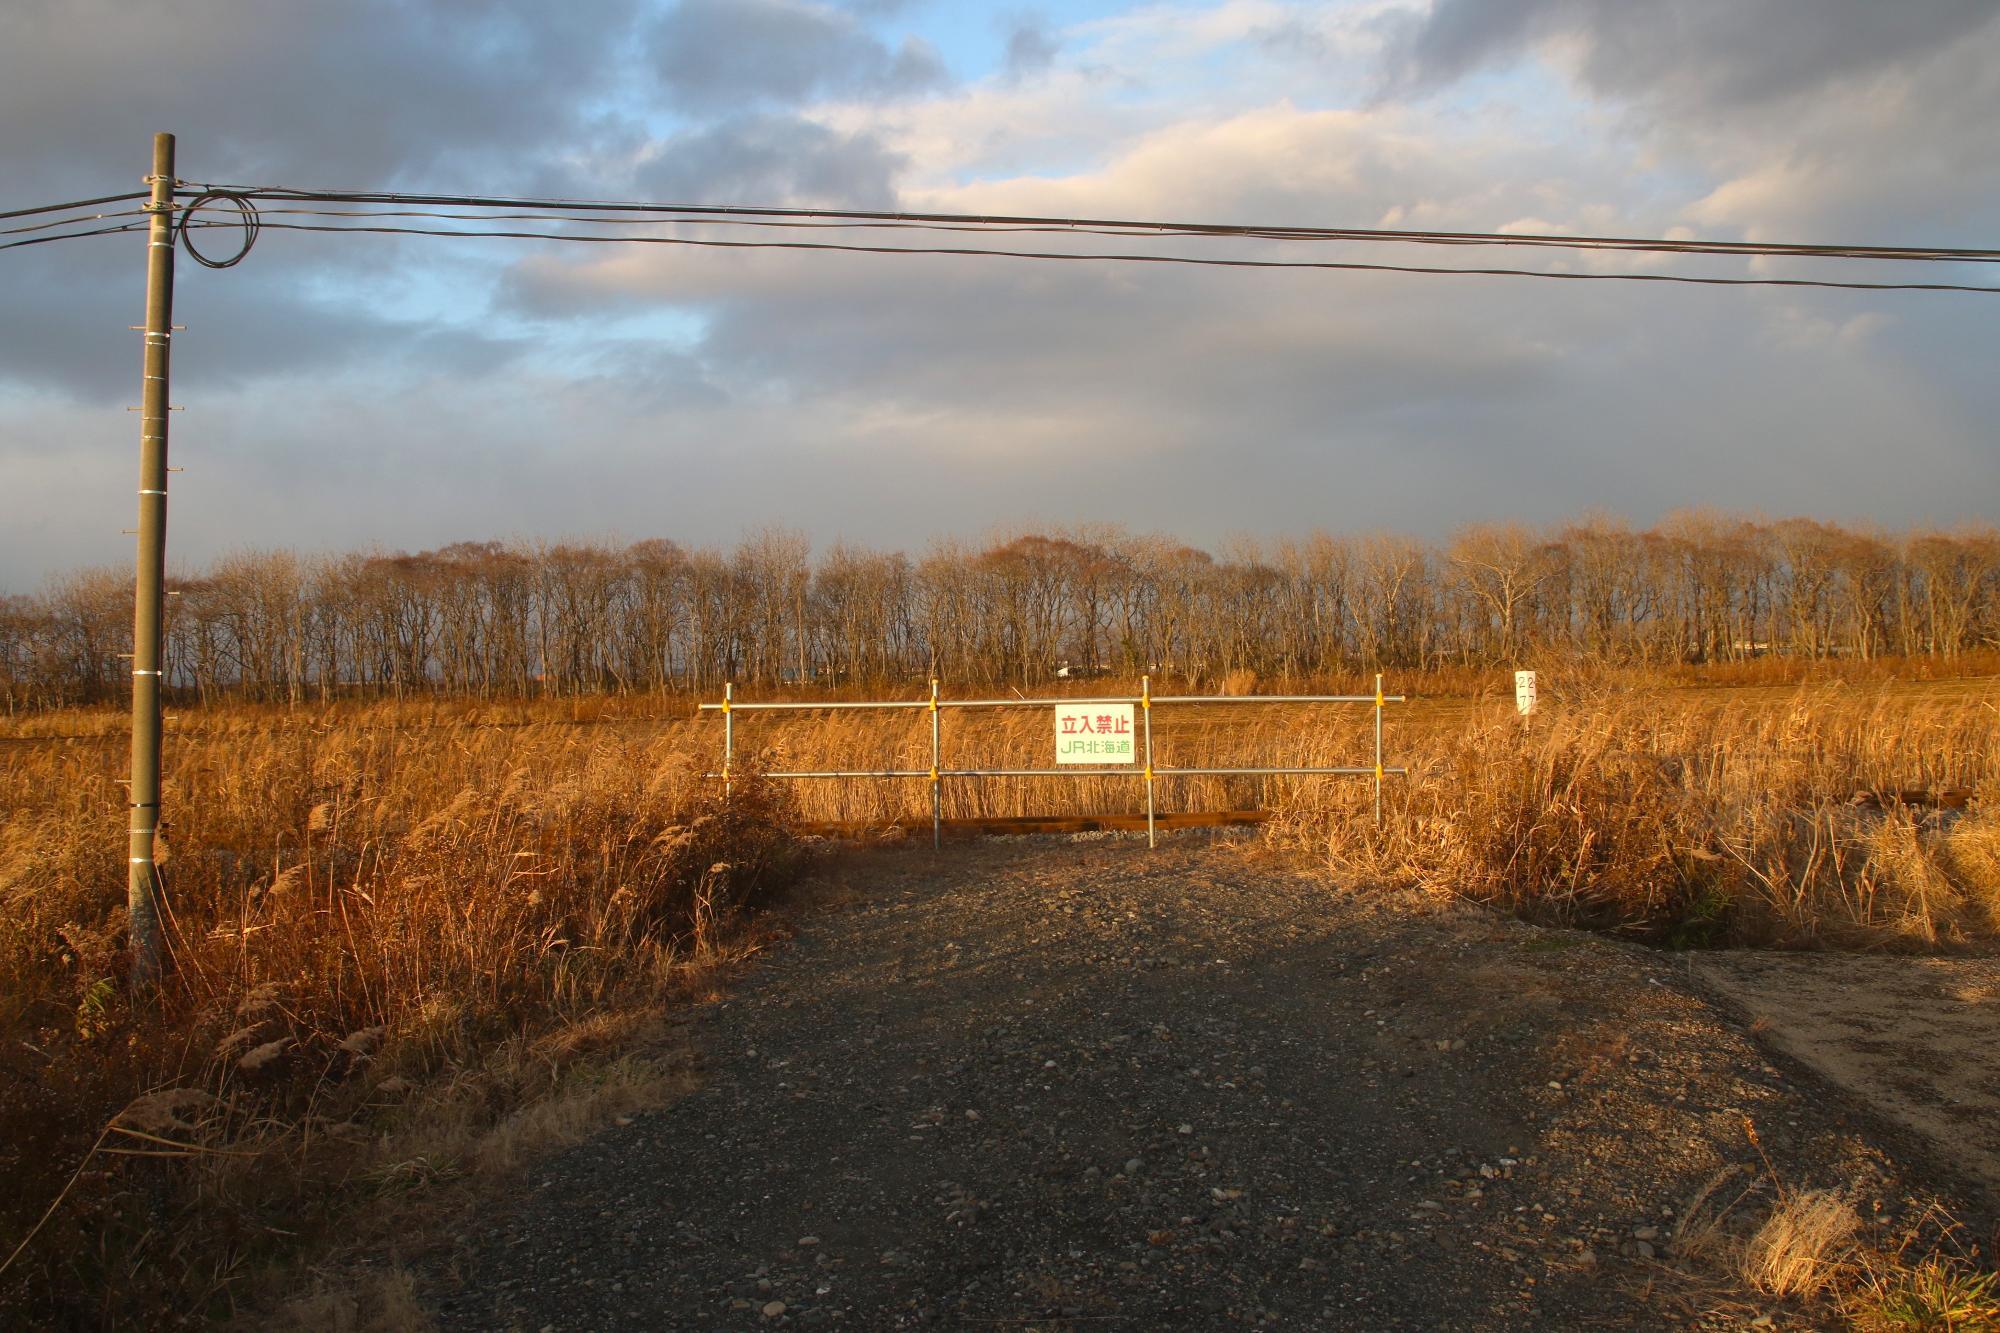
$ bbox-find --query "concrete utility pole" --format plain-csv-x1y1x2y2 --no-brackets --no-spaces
127,132,176,993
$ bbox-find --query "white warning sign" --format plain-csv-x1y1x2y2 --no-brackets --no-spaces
1055,703,1136,764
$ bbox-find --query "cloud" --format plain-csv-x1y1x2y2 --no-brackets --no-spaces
0,0,643,198
1375,0,2000,267
1003,13,1060,82
1381,0,1999,112
0,0,632,405
0,225,526,401
4,1,1999,588
1675,31,2000,243
489,98,1999,558
634,115,906,207
833,0,923,15
649,0,948,112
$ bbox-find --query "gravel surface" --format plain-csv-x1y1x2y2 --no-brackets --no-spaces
424,838,1931,1330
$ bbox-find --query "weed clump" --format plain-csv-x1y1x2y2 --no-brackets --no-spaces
0,715,806,1324
1292,684,2000,948
1669,1148,2000,1329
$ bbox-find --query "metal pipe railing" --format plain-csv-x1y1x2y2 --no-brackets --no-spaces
702,693,1403,710
701,674,1406,848
747,765,1407,779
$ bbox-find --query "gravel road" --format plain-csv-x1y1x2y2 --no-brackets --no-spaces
424,838,1930,1330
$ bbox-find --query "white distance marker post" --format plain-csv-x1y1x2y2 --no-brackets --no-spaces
1055,702,1136,764
1515,670,1538,717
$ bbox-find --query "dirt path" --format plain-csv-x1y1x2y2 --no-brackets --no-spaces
1692,953,2000,1196
421,840,1947,1330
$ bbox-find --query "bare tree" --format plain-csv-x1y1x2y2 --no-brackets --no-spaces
1447,523,1566,664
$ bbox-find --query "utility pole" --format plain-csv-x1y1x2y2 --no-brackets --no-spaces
127,132,176,993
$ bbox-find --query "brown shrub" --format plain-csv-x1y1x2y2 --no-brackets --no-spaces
1290,683,2000,948
0,711,806,1324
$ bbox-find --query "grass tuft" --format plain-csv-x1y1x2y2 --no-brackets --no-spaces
1853,1255,2000,1331
1741,1188,1860,1298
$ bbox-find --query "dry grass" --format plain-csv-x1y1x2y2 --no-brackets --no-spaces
1742,1188,1862,1298
1670,1163,2000,1329
0,711,808,1325
0,670,1994,1321
703,675,1999,949
1854,1254,2000,1331
1294,680,2000,949
1670,1166,1755,1265
273,1268,429,1333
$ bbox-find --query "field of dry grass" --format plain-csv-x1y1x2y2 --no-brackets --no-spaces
1331,678,2000,950
0,666,1994,1323
689,673,2000,952
0,710,807,1325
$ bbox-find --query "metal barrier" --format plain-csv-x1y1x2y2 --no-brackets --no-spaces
700,675,1406,849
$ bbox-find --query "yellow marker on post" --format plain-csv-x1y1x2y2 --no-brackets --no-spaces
1372,673,1385,825
929,678,943,850
1141,675,1156,848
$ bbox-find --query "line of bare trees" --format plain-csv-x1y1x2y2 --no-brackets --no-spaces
3,512,1995,710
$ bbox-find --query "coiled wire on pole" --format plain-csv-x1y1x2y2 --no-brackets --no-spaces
175,191,260,268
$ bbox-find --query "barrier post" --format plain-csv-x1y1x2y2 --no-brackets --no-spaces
1142,675,1155,849
722,681,733,802
929,677,942,851
1373,673,1384,827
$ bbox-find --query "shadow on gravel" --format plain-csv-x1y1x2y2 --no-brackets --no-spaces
423,839,1937,1330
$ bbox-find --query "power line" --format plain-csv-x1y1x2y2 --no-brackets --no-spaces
2,207,149,238
188,184,2000,265
0,187,153,251
195,217,2000,294
176,191,258,268
213,202,2000,264
0,221,146,252
221,201,1380,241
0,189,149,222
10,183,1999,294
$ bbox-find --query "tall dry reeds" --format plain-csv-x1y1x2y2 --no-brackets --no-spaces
1289,681,2000,948
0,711,806,1324
698,682,1997,954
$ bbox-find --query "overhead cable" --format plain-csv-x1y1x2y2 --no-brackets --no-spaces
176,191,259,268
185,184,2000,265
0,189,150,222
0,221,147,252
12,183,1999,294
2,207,150,238
198,217,2000,293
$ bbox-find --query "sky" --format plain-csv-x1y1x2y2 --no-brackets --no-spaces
2,0,1997,586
